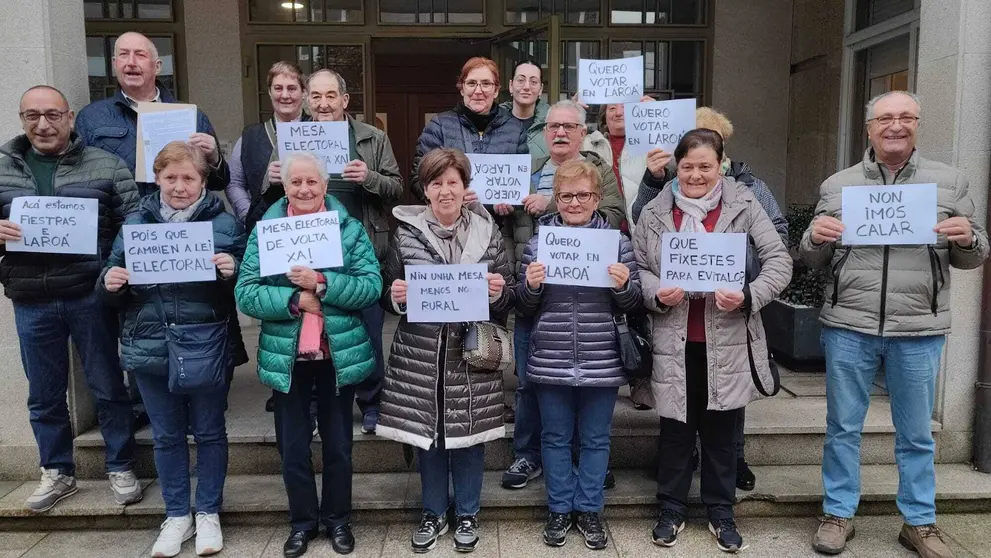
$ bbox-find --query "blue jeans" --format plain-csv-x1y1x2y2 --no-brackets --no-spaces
134,373,228,517
354,304,385,416
512,318,541,466
821,326,945,526
13,291,134,476
536,383,619,513
418,436,485,517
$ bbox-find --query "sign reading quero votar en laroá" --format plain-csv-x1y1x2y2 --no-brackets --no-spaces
537,225,620,288
466,153,531,206
257,211,343,277
577,56,644,104
123,222,216,285
405,263,490,323
840,183,938,246
624,98,697,156
6,196,99,255
659,232,747,292
276,121,350,174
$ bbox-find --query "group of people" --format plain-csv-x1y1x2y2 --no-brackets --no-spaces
1,29,984,558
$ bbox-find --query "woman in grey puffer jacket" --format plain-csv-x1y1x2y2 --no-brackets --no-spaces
516,159,641,551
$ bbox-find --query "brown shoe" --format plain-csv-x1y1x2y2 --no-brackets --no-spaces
812,515,855,555
898,524,954,558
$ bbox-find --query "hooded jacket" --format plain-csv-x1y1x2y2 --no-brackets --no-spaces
498,99,551,160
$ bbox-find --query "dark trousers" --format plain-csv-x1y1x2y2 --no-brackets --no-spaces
354,304,385,415
274,359,355,531
656,342,741,520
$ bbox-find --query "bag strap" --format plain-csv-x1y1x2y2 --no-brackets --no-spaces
151,288,175,342
744,311,779,396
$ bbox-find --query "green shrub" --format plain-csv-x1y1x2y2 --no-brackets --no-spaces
779,205,827,308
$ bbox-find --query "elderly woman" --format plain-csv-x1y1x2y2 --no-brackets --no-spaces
410,56,528,203
633,129,791,553
100,141,245,557
517,159,641,551
377,148,513,554
235,152,382,558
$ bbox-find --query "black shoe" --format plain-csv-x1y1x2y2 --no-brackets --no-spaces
132,409,150,432
709,518,744,553
266,395,275,412
692,445,700,472
736,459,755,491
453,515,479,552
411,512,448,553
361,410,379,435
543,512,573,547
576,512,608,550
501,458,542,490
330,524,355,555
603,470,616,490
652,509,686,547
283,528,319,557
633,402,652,411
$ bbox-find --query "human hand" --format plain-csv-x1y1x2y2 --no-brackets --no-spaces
494,204,514,216
487,273,505,297
714,289,745,312
341,160,368,184
523,194,550,216
463,190,479,205
104,267,130,293
646,148,672,179
608,263,630,289
0,220,22,243
391,279,408,304
525,262,546,289
188,132,219,165
287,266,320,291
267,161,282,184
934,216,974,247
811,216,845,245
298,290,322,314
212,253,235,278
657,286,685,306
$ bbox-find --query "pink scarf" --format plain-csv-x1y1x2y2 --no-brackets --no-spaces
288,201,326,358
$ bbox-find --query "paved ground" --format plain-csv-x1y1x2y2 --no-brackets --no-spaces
0,513,987,557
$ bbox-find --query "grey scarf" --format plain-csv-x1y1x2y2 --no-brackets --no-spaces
160,189,207,223
424,207,470,264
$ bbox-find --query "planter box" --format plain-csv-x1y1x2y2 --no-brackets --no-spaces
763,299,824,364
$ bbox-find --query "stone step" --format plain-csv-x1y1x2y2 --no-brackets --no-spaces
72,394,942,479
1,464,989,531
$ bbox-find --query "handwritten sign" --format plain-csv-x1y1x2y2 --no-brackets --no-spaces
467,154,531,205
123,222,216,285
257,211,343,277
537,226,619,288
841,184,938,245
659,232,746,292
406,264,490,323
136,108,196,182
277,121,350,174
578,56,644,104
6,196,99,255
624,99,696,155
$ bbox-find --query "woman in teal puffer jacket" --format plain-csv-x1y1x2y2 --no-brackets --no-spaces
234,151,382,557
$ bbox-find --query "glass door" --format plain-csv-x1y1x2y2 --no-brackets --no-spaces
488,15,562,106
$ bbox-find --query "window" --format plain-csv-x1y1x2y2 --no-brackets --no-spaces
379,0,484,24
248,0,363,23
505,0,601,25
84,0,173,20
855,0,915,31
562,41,602,99
849,34,911,162
610,40,704,100
609,0,705,25
86,34,177,101
256,44,365,122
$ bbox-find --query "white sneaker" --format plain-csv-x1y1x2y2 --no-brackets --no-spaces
152,514,195,557
195,512,224,556
108,470,143,505
24,468,77,513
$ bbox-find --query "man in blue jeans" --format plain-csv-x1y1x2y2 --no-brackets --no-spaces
800,91,989,558
0,85,141,512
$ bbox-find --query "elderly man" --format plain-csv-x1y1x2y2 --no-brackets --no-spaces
75,32,229,196
498,60,551,160
307,68,403,434
801,91,988,558
0,86,141,512
500,100,644,490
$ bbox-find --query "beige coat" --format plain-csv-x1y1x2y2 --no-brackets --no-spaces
633,178,792,423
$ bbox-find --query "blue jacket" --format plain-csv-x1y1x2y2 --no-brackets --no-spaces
75,84,230,197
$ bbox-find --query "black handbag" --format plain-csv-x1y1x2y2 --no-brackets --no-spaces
615,310,652,379
154,294,230,395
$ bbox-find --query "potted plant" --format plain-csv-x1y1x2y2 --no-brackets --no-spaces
763,205,827,364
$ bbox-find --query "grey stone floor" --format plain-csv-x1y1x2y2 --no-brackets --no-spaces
1,513,987,557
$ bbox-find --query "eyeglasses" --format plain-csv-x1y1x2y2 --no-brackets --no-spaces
870,115,920,126
19,110,68,124
513,76,541,88
556,191,598,204
463,80,496,92
546,122,582,133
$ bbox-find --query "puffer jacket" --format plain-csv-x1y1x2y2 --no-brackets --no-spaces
498,99,551,160
98,191,245,376
410,103,528,202
516,211,642,387
376,203,514,450
0,134,139,302
799,148,989,337
235,195,382,393
633,178,792,423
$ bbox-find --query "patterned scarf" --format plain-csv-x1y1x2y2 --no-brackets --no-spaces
159,189,207,223
425,207,470,264
672,178,723,233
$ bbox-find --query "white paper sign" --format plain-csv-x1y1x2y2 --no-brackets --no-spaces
841,183,938,246
257,211,343,277
466,154,531,205
659,232,747,292
537,226,619,288
7,197,99,255
277,121,350,174
624,98,697,155
123,222,216,285
578,56,644,104
137,108,196,182
406,264,490,323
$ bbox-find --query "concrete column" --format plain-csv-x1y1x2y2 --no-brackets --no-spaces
0,0,89,480
916,0,991,462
